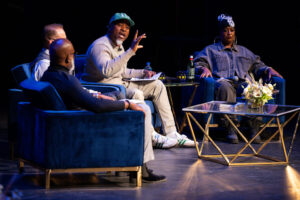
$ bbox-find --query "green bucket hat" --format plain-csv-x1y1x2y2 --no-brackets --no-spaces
109,13,135,27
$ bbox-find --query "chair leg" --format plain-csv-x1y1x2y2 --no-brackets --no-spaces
45,169,51,189
18,160,24,173
9,142,15,160
137,166,142,187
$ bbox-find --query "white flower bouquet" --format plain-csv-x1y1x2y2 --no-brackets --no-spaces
242,74,275,108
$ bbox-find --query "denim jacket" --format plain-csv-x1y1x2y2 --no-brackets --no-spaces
194,42,269,80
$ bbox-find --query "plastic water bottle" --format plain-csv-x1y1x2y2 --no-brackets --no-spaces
144,62,152,71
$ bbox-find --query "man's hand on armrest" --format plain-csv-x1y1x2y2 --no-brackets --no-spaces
265,67,283,82
124,101,146,117
197,66,212,78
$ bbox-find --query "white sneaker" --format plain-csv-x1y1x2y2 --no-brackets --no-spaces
167,132,198,147
152,131,177,149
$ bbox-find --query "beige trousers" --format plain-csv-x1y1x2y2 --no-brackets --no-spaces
137,103,155,163
126,80,176,135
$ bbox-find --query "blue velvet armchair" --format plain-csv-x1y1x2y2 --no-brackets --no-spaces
17,79,145,188
9,61,135,159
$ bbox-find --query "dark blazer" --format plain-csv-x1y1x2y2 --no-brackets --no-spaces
41,64,125,113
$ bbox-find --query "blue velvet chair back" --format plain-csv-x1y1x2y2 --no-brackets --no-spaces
20,79,66,110
11,63,32,85
75,54,87,80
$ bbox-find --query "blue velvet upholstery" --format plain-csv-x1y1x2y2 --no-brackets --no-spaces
17,79,145,171
8,89,26,148
9,64,124,132
75,54,87,79
20,79,66,110
17,102,145,169
10,63,32,85
9,64,32,158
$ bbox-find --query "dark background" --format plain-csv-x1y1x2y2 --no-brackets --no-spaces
5,0,300,110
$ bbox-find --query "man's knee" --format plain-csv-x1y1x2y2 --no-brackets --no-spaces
152,80,167,94
215,80,236,102
127,88,145,100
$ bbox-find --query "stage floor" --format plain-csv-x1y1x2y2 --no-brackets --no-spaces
1,128,300,200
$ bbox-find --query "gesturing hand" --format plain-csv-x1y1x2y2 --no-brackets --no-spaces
131,30,146,53
144,70,156,78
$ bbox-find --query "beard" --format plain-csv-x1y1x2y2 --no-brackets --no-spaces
115,39,123,46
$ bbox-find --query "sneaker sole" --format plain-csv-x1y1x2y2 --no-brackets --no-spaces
153,144,177,149
130,177,167,184
176,143,198,148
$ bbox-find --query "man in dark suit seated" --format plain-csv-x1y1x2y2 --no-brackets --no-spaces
41,38,166,183
194,14,283,144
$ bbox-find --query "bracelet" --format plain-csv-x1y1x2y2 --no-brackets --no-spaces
125,100,131,110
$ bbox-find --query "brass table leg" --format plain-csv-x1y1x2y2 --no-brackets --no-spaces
229,117,274,164
186,112,230,165
167,87,179,131
287,111,300,159
277,117,289,163
179,85,199,133
256,111,299,155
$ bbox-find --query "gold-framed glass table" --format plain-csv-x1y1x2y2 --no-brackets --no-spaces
163,81,200,132
182,101,300,166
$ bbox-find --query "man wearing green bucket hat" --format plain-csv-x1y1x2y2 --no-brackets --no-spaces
84,12,197,149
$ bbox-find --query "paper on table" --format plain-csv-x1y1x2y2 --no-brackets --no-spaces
128,72,162,81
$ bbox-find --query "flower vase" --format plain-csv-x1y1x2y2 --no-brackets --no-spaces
247,100,264,110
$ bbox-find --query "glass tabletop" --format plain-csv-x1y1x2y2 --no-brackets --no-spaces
182,101,300,117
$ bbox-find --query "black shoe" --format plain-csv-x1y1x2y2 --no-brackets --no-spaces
130,165,166,183
115,171,129,177
226,127,239,144
249,117,262,144
142,169,166,183
249,131,262,144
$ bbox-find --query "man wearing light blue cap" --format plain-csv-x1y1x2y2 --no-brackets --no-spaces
84,13,197,149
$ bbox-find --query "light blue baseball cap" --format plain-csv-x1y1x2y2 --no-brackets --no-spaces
109,13,135,27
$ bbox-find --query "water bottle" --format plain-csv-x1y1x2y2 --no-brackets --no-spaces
144,62,152,71
187,55,195,81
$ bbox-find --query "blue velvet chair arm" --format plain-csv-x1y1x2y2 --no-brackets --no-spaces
81,81,126,96
270,77,285,105
195,76,215,104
